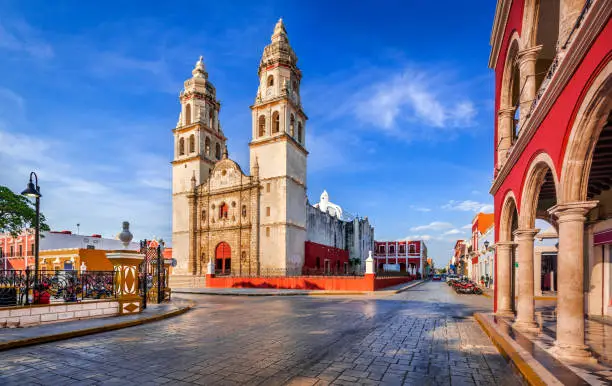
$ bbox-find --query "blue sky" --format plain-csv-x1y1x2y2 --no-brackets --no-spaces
0,0,498,267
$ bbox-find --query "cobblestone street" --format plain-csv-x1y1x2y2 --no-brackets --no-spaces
0,282,521,385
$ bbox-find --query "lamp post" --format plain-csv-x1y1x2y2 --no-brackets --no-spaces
21,172,41,290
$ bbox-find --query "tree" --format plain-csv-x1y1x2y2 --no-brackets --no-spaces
0,186,50,237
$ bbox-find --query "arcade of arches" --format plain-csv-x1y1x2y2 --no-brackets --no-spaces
490,0,611,362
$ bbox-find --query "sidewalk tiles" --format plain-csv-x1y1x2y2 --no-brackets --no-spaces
476,312,612,385
0,298,193,351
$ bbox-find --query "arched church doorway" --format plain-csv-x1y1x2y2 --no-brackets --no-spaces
215,242,231,275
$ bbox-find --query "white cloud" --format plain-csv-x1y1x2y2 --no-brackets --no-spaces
0,127,171,241
410,221,453,231
0,19,54,58
404,234,432,241
462,224,473,229
352,68,476,132
442,229,461,236
409,205,431,212
442,200,493,213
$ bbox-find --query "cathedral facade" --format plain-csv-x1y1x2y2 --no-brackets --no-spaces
172,19,374,276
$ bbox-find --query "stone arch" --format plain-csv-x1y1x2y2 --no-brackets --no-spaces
497,32,522,166
258,115,266,137
204,137,211,156
185,104,191,125
272,111,280,133
500,32,522,110
178,137,185,156
499,190,519,242
267,75,274,87
297,121,303,143
215,143,221,160
215,242,231,274
519,152,560,228
560,61,612,203
289,114,295,136
189,134,196,153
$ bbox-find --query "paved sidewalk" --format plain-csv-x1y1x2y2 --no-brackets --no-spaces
0,281,518,385
477,312,612,385
173,280,424,297
0,298,193,351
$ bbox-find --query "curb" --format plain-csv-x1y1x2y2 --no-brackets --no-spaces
174,280,425,297
0,302,194,352
474,313,550,386
481,293,555,300
389,280,426,294
174,290,304,297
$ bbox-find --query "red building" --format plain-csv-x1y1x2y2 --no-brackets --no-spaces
304,241,349,274
373,240,427,274
489,0,611,360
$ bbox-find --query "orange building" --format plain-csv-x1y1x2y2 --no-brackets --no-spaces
39,249,114,272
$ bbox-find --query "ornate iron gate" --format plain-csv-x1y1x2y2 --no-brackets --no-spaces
139,240,169,308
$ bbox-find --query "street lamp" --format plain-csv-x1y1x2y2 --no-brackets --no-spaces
21,172,41,290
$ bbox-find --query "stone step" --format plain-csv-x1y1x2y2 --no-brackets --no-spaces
169,275,206,289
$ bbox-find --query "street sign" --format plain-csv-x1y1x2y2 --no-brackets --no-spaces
171,258,177,267
514,262,518,268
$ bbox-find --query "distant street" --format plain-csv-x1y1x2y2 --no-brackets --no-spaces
0,282,521,385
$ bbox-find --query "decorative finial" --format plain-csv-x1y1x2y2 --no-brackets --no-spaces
272,17,288,42
119,221,133,249
222,146,228,159
192,55,207,78
252,156,259,177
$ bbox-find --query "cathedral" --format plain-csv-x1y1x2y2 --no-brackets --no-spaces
172,19,374,276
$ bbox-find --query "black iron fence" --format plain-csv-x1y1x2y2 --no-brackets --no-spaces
139,241,170,308
0,269,116,307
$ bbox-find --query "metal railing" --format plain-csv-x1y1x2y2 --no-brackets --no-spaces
0,269,116,307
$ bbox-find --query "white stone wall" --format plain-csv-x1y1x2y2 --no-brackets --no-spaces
0,301,119,328
306,204,347,249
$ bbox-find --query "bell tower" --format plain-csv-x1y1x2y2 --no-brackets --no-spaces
172,56,226,274
249,19,308,271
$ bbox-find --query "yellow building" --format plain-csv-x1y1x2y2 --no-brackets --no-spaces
40,249,114,272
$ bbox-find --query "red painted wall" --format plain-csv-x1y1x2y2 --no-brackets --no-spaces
304,241,349,271
206,273,414,291
493,20,612,236
491,9,612,312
